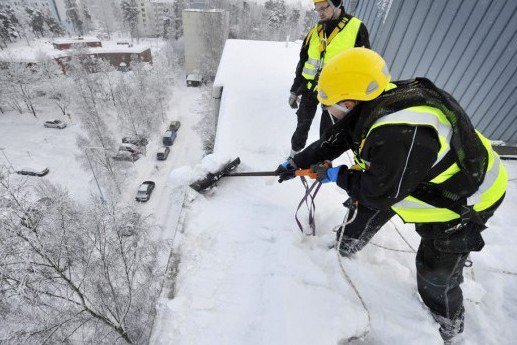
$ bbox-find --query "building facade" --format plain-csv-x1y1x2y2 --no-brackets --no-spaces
183,9,229,81
343,0,517,143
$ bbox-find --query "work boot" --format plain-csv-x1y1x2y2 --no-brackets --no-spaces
432,307,465,343
336,234,365,257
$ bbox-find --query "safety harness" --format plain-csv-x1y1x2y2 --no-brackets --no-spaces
304,16,350,91
354,78,491,227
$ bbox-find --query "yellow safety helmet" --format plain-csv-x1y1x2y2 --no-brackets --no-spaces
313,0,342,6
317,48,391,105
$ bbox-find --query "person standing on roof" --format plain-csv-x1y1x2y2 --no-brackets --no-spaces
276,48,507,342
287,0,370,158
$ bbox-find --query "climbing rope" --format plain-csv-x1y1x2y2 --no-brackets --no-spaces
369,220,517,277
335,202,371,342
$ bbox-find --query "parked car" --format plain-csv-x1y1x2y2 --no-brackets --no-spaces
168,121,181,132
135,181,155,202
16,166,49,177
112,150,139,162
186,74,203,87
43,120,67,129
122,135,148,147
118,143,143,155
156,146,170,161
162,130,177,146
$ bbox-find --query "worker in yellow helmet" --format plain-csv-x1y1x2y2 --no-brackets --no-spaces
287,0,370,158
276,48,507,342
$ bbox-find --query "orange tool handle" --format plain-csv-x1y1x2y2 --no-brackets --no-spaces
295,169,318,179
294,161,331,179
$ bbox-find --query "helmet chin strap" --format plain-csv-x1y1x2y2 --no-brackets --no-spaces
327,0,343,10
326,0,343,19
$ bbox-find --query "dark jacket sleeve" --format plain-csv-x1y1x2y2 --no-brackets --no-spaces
355,22,370,48
336,125,440,210
293,131,352,169
290,31,312,94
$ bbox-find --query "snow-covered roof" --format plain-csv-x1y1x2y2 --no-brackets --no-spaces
88,43,150,54
0,40,150,63
52,36,101,45
0,41,67,63
155,38,517,344
183,8,226,13
213,39,301,164
186,73,202,81
138,184,150,192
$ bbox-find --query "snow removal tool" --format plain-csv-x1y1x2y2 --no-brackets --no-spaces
189,157,322,193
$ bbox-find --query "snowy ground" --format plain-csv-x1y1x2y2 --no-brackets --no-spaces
150,40,517,345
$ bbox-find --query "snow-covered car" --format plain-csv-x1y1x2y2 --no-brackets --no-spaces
186,74,203,87
168,121,181,132
156,146,170,161
43,120,67,129
118,143,143,155
112,150,139,162
162,130,177,146
122,135,148,147
135,181,155,202
16,166,49,177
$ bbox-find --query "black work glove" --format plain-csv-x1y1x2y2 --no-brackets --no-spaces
288,92,299,109
311,161,347,183
275,158,297,183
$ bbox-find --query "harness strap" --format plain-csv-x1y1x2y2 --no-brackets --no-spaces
295,177,322,235
411,183,486,228
318,17,349,53
309,17,350,92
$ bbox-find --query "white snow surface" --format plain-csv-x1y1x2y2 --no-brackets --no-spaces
151,39,517,345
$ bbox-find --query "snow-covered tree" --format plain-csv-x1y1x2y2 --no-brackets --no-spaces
121,0,139,42
25,8,45,38
82,3,93,33
112,59,171,137
44,15,64,36
48,76,73,120
0,174,167,344
0,61,43,117
0,5,19,49
0,65,24,114
65,0,84,35
264,0,288,32
194,87,217,154
66,54,121,194
171,0,186,40
86,0,122,40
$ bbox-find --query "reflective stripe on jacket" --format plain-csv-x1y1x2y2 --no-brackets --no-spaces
301,17,362,85
361,106,507,223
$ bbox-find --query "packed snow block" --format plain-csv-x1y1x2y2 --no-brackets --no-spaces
189,157,241,192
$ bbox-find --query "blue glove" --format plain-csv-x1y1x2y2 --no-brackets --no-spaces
275,159,297,183
311,162,346,183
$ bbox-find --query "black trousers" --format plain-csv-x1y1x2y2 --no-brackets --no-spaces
338,197,503,322
414,198,502,320
291,91,335,151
